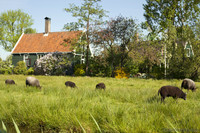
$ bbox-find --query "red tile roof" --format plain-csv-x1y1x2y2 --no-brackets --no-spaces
12,31,82,54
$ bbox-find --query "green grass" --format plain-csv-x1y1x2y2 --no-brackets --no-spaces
0,75,200,132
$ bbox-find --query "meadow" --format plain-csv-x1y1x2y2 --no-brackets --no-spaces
0,75,200,133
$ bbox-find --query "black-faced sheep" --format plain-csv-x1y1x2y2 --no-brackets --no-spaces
26,76,41,89
181,78,196,92
5,79,15,85
158,86,186,102
65,81,77,88
96,83,106,90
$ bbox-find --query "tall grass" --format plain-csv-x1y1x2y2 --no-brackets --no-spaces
0,75,200,132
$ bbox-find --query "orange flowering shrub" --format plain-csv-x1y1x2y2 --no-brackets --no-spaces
114,67,129,79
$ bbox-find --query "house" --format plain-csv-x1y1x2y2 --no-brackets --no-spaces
184,41,194,57
11,17,83,67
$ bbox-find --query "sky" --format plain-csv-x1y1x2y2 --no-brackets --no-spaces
0,0,147,60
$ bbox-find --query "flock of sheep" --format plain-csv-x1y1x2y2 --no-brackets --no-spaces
4,77,196,103
5,76,106,90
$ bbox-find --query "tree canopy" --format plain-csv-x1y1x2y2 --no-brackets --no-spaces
64,0,108,75
0,9,34,51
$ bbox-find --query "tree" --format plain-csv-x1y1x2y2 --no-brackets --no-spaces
0,9,34,51
143,0,200,78
111,16,138,68
24,28,37,34
64,0,108,76
93,16,138,76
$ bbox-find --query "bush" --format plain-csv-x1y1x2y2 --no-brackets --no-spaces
34,53,70,75
26,67,34,75
0,58,13,74
114,67,129,79
74,64,85,76
89,57,112,77
13,61,27,74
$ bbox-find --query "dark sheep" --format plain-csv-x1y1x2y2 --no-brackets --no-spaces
65,81,77,88
26,76,41,89
181,78,196,92
5,79,15,85
158,85,186,102
96,83,106,90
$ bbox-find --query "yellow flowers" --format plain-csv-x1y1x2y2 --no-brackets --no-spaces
114,67,129,79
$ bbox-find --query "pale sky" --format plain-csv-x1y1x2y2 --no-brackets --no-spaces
0,0,147,60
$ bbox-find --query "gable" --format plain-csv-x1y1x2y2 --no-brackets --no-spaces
184,42,194,57
12,31,81,54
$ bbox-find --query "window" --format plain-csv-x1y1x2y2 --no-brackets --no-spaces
24,55,31,66
25,59,31,67
186,48,190,57
38,54,44,59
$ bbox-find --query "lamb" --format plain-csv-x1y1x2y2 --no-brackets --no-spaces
5,79,15,85
26,76,41,89
158,85,186,102
65,81,77,88
181,78,196,92
96,83,106,90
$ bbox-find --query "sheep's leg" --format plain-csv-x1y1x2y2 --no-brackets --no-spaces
161,97,165,103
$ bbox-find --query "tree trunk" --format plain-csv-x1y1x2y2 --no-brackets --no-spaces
85,15,90,76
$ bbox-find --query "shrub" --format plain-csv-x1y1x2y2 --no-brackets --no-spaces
114,67,129,79
13,61,27,74
26,67,34,75
34,53,70,75
74,64,85,76
89,58,112,77
0,58,13,74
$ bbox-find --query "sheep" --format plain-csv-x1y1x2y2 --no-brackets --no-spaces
181,78,196,92
96,83,106,90
158,85,186,102
26,76,41,89
65,81,77,88
5,79,15,85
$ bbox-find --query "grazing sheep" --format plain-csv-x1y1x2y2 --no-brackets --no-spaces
158,86,186,102
96,83,106,90
26,76,41,89
65,81,77,88
5,79,15,85
181,78,196,92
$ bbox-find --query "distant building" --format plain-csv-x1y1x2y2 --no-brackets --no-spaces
11,17,83,67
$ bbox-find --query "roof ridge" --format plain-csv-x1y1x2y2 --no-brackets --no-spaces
24,30,82,35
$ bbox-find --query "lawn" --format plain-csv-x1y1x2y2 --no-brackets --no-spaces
0,75,200,132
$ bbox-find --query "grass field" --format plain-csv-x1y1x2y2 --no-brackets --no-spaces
0,75,200,132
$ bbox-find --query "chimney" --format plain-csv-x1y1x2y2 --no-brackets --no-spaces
44,17,51,34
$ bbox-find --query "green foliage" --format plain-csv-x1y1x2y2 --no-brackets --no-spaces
143,0,200,79
124,60,139,77
89,56,112,77
25,67,34,75
0,56,13,74
143,0,200,34
13,61,27,75
0,9,34,51
74,64,85,76
0,58,13,74
64,0,108,75
24,28,37,34
93,16,138,69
